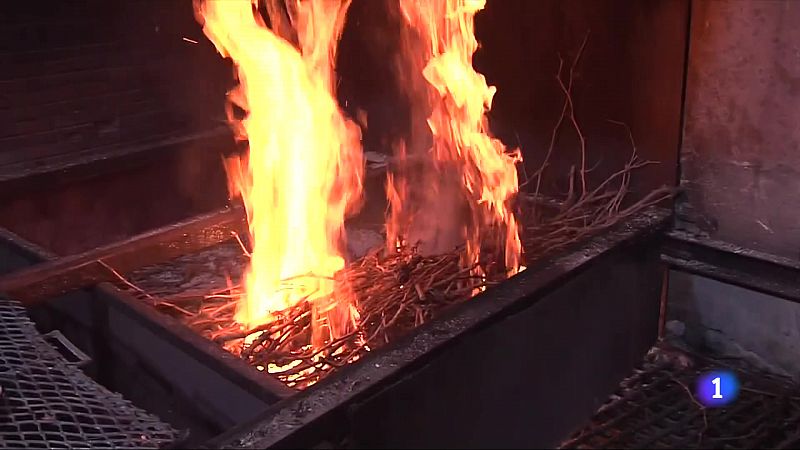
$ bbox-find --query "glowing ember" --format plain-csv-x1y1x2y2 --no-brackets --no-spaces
388,0,522,276
195,0,364,348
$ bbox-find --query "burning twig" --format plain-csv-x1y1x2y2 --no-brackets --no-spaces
230,231,251,258
118,145,670,389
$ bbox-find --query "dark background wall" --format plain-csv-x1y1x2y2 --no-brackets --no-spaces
0,0,232,254
476,0,686,199
340,0,688,201
0,0,230,168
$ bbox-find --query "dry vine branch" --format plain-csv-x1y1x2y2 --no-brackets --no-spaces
522,31,590,197
518,31,674,261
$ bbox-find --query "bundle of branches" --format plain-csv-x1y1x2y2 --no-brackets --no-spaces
518,33,674,259
229,246,494,388
518,145,673,260
115,242,490,389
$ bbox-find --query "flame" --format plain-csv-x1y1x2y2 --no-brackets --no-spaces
389,0,522,275
195,0,363,347
384,144,408,253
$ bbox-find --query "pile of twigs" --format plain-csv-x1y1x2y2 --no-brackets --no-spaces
238,246,494,388
117,243,488,388
114,33,673,389
518,145,673,261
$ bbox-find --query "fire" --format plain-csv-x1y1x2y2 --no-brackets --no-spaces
195,0,521,376
388,0,522,275
195,0,363,346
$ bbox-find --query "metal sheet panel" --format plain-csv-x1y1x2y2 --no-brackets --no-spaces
679,0,800,260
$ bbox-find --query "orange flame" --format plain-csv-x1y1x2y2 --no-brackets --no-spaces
389,0,522,274
195,0,363,346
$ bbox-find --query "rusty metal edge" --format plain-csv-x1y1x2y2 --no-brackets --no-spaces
662,229,800,303
0,221,295,404
0,126,232,192
95,282,297,400
0,226,58,262
0,205,247,304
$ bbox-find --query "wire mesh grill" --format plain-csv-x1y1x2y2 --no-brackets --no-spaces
0,298,181,449
560,345,800,449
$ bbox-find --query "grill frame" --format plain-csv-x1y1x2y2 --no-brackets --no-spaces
662,230,800,305
209,206,671,448
0,297,182,449
0,205,670,447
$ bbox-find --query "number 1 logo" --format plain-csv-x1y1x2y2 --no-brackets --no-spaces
697,371,739,407
711,376,723,399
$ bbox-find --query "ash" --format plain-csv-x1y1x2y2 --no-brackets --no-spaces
126,240,247,298
125,227,385,299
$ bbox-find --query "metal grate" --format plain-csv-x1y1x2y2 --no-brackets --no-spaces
560,345,800,449
0,297,182,449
